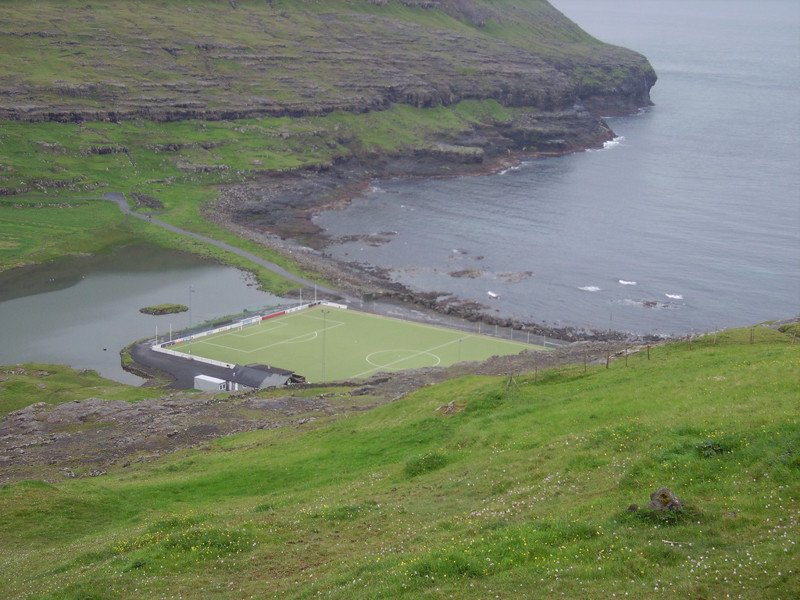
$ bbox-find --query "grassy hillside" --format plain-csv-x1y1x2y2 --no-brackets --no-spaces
1,326,797,599
0,363,156,418
0,0,652,121
0,0,655,289
0,101,521,287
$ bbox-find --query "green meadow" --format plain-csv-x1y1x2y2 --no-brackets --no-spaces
0,0,651,296
0,363,156,418
1,327,797,599
0,101,518,293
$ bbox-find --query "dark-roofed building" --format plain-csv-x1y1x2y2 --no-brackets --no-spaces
192,363,301,392
229,364,293,390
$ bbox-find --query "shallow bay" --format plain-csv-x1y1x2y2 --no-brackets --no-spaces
314,0,800,335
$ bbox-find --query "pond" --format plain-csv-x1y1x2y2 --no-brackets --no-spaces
0,246,288,384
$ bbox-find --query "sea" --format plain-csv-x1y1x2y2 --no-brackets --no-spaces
314,0,800,336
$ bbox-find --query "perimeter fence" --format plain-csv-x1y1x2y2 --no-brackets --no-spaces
151,297,573,350
349,297,571,349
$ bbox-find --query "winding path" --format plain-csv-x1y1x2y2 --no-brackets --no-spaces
103,192,341,297
104,192,566,388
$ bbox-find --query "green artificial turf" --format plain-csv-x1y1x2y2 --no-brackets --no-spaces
173,305,542,382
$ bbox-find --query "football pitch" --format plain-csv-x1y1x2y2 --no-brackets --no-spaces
173,305,543,383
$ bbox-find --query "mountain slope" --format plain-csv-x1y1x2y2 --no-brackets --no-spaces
0,0,655,122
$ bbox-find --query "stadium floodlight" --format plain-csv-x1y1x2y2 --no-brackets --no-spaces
321,308,330,382
189,285,195,355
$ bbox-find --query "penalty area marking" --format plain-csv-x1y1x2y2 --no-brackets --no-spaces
231,320,288,338
281,331,318,344
365,349,442,370
354,334,474,379
184,313,345,358
188,328,320,355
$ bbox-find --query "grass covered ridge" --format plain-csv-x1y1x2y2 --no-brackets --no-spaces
1,326,797,599
0,101,522,291
0,0,637,117
0,0,654,290
0,364,156,418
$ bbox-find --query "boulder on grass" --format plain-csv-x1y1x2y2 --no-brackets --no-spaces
647,486,682,512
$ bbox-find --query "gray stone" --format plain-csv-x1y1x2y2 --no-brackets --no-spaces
647,487,682,512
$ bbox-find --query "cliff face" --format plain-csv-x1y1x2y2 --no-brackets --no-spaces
0,0,655,123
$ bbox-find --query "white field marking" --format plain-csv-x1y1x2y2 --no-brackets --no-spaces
365,349,441,369
247,318,345,352
281,331,319,344
312,306,540,351
352,335,471,379
193,318,344,355
230,319,288,339
353,309,541,349
193,330,316,354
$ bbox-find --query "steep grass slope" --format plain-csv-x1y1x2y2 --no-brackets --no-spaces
0,363,156,418
0,0,654,121
0,101,561,283
0,1,655,286
1,327,797,599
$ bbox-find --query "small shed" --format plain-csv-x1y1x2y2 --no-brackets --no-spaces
193,374,227,392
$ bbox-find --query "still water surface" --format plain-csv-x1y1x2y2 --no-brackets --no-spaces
1,1,798,385
0,246,285,384
314,0,800,335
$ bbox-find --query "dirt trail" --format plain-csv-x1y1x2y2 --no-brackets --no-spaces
103,192,342,297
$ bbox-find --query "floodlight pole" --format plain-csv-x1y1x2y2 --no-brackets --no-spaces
321,308,330,382
189,285,194,355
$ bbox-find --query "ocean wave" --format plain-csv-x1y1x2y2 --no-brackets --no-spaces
665,293,684,300
619,298,678,310
588,136,625,152
618,279,637,286
497,164,522,176
579,286,601,292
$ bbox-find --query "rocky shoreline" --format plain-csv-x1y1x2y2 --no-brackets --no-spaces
208,150,654,345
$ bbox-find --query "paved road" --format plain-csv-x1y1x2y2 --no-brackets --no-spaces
103,192,341,297
105,192,568,388
129,338,252,389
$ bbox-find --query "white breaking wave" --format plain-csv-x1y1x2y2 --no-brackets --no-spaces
498,164,522,176
588,136,625,152
665,293,684,300
579,286,601,292
618,279,637,286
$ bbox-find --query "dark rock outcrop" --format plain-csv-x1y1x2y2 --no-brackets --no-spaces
647,487,683,512
0,1,655,124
